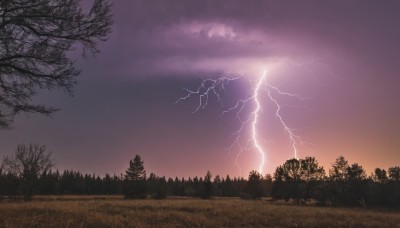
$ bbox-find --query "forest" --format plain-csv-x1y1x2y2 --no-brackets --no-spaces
1,143,399,209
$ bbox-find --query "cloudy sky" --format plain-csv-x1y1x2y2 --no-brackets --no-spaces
1,0,400,178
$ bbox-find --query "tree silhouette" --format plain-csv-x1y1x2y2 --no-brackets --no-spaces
243,170,264,199
328,156,350,205
2,143,54,200
388,166,400,182
372,168,388,184
201,170,213,199
221,175,235,197
123,155,147,199
346,163,367,206
329,156,349,182
346,163,367,181
300,157,325,201
213,175,222,196
280,158,303,203
0,164,19,198
386,166,400,208
2,150,400,208
0,0,113,128
300,157,325,182
272,157,325,203
125,155,146,182
153,176,168,199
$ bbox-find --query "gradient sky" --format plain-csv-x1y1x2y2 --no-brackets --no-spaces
1,0,400,178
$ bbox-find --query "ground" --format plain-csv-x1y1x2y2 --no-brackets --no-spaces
0,196,399,227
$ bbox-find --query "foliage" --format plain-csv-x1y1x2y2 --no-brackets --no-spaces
1,152,399,209
329,156,349,182
372,168,388,183
123,155,147,199
272,157,325,204
125,155,146,182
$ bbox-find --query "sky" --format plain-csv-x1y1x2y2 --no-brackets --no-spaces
1,0,400,178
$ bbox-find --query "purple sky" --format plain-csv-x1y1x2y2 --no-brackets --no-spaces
1,0,400,178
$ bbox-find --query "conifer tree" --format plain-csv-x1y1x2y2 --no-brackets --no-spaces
202,171,214,199
123,155,147,199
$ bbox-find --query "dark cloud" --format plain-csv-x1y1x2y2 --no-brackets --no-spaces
84,0,400,78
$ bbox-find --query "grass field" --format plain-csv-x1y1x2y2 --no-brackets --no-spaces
0,196,399,227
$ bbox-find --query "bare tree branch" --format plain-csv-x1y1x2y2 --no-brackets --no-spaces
0,0,113,129
2,143,54,199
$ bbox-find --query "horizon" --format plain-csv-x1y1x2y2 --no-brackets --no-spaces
34,154,397,180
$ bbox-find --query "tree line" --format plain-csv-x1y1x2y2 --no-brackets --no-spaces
272,156,400,208
1,143,399,209
0,144,270,200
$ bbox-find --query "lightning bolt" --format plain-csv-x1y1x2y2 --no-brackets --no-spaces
175,68,307,174
265,83,306,160
174,76,240,112
251,70,267,173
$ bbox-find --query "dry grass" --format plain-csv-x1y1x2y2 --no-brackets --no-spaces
0,196,399,227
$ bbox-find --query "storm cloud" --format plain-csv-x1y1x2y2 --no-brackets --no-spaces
1,0,400,177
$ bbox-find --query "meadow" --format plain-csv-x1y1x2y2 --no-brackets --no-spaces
0,196,399,227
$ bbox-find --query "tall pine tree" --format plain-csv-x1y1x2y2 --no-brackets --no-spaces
123,155,147,199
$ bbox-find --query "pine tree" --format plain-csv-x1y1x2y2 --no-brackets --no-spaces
202,171,214,199
125,155,146,181
123,155,147,199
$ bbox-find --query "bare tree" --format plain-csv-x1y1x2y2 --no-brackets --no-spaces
0,0,113,128
2,143,54,199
